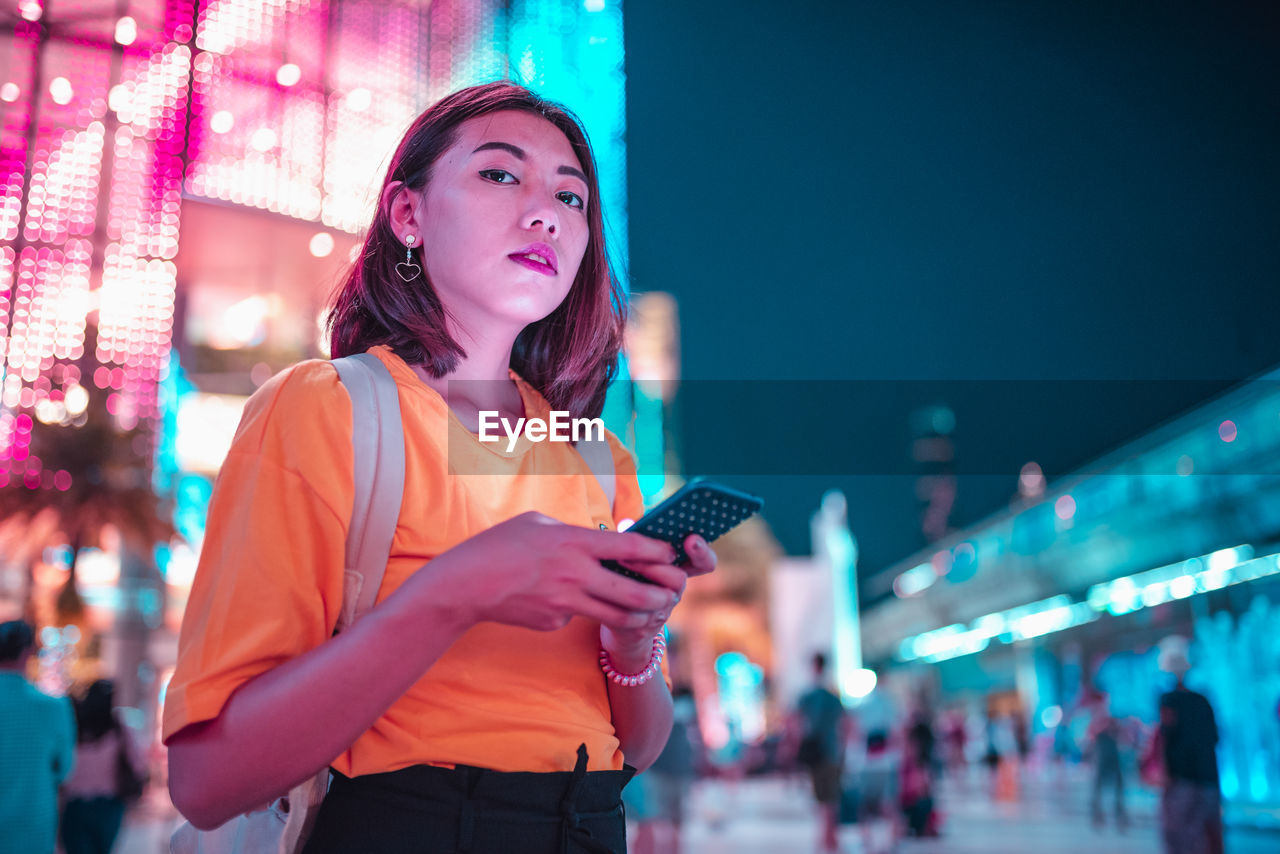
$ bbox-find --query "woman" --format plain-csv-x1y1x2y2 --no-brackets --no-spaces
162,82,715,854
60,680,148,854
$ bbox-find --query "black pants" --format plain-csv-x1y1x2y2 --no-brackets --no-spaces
302,745,634,854
60,797,125,854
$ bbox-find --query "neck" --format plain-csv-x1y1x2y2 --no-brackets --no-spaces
413,321,525,421
449,312,527,380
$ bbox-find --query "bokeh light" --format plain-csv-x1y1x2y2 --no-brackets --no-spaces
49,77,74,105
275,63,301,87
1054,494,1076,520
308,232,334,258
210,110,234,134
115,16,139,46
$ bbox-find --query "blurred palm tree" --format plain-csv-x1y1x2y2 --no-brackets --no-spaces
0,341,174,625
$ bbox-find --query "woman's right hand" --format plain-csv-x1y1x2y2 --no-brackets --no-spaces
418,511,685,632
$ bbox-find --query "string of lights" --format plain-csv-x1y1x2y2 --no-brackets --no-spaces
1,0,631,495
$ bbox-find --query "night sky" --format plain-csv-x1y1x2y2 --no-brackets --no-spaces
623,1,1280,592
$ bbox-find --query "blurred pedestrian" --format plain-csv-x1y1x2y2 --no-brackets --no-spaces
941,709,968,781
901,713,939,837
1013,710,1030,763
856,730,900,854
60,679,149,854
981,709,1001,786
1157,638,1223,854
0,619,77,854
628,682,699,854
1086,692,1128,831
985,710,1021,802
794,652,848,852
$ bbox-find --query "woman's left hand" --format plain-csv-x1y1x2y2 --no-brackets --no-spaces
599,534,717,669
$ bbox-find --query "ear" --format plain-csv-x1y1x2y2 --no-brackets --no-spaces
383,181,424,243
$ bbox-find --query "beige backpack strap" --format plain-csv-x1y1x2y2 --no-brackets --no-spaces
331,352,405,630
278,354,404,853
575,433,616,514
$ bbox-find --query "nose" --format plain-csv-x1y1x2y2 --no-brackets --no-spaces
526,214,557,237
523,195,560,237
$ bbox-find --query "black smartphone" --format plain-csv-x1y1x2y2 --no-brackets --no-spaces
601,480,764,583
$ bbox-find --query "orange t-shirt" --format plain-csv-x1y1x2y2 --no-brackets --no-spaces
161,345,646,775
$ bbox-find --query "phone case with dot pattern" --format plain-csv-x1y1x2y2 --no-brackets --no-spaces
601,481,764,584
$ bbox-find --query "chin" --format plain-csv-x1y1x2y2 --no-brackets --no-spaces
495,293,572,326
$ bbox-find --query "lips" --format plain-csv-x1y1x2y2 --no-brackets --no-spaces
508,242,558,276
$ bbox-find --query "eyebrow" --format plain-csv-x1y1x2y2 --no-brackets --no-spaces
471,141,588,185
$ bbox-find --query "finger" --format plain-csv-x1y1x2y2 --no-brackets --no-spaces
585,565,680,612
608,560,688,592
570,592,655,630
682,534,718,577
595,607,668,639
573,528,678,564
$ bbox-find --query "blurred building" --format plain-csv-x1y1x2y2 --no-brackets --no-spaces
0,0,630,736
625,289,786,753
861,370,1280,807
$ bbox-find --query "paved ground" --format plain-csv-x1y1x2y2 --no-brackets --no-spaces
115,766,1280,853
674,769,1279,854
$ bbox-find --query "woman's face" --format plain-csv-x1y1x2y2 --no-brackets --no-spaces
411,110,591,332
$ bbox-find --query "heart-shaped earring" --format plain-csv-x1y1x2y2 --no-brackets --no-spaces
396,235,421,282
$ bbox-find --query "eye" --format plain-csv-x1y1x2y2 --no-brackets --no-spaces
557,190,585,211
479,169,517,184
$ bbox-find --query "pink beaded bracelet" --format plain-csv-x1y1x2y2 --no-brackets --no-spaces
599,633,667,687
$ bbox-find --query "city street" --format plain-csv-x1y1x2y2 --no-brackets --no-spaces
115,767,1280,853
677,772,1279,854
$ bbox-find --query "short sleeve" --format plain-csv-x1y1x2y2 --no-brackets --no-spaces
162,360,355,744
605,431,645,526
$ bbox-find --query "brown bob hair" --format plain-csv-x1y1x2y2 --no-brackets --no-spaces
326,82,626,418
